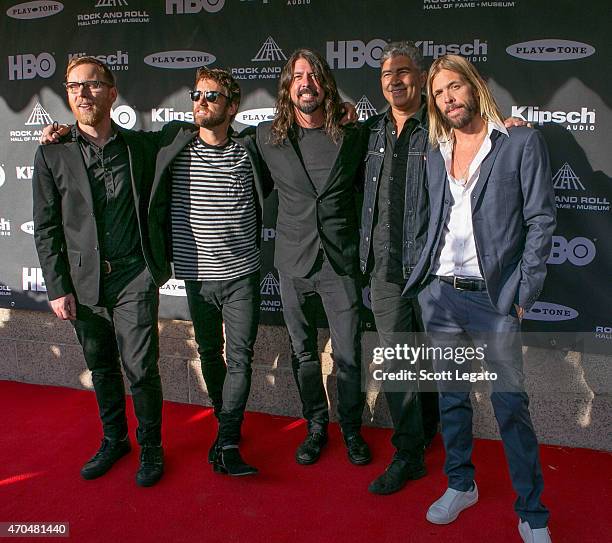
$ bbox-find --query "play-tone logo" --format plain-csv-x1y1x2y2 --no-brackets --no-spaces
7,1,63,19
166,0,225,14
356,96,377,121
21,221,34,235
524,302,578,321
235,108,275,126
8,52,56,80
160,279,186,296
144,50,215,69
111,105,137,129
506,40,595,61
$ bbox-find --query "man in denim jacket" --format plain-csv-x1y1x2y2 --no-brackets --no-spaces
359,41,439,495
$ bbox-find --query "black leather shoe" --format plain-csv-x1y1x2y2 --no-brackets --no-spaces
368,456,426,495
136,445,164,487
213,447,258,476
344,432,371,465
207,436,219,464
295,432,328,465
80,437,131,480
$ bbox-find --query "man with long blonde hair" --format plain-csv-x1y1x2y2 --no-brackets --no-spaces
405,55,555,542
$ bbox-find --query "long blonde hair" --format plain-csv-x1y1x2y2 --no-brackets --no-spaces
426,54,504,146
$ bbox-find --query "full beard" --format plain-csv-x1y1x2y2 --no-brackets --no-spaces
444,97,478,129
194,108,227,128
74,104,106,126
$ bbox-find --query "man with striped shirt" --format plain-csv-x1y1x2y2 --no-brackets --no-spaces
148,67,272,476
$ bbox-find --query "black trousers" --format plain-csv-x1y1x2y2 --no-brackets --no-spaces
185,272,260,447
279,253,365,435
370,277,439,463
72,260,162,446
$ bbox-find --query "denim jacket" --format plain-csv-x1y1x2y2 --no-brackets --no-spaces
359,108,430,279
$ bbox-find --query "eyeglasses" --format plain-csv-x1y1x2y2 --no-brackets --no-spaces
189,90,229,103
64,80,113,94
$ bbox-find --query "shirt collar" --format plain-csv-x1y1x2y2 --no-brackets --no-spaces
73,120,121,146
438,118,508,147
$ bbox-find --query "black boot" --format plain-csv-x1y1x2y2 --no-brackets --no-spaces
80,436,131,480
343,432,371,465
295,431,328,465
213,446,258,476
136,445,164,487
368,454,426,495
207,435,219,464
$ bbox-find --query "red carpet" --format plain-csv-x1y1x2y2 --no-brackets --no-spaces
1,380,610,542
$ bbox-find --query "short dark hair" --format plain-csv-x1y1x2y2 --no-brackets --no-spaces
194,66,241,107
65,56,116,87
379,41,424,72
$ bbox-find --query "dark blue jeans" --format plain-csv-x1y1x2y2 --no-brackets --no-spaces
185,271,260,447
418,277,549,529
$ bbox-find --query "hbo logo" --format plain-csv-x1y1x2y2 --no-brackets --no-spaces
326,39,387,69
166,0,225,14
8,53,56,81
547,236,596,266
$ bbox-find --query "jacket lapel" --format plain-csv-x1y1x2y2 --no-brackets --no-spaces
285,129,318,195
471,131,505,211
61,141,94,210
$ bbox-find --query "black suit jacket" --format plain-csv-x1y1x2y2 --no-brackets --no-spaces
32,127,170,305
147,122,273,274
256,122,366,277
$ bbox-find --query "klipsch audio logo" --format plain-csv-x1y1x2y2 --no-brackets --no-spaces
506,40,595,62
111,105,137,129
0,218,11,237
547,236,596,267
16,166,34,180
151,108,194,123
415,39,487,61
77,0,149,26
235,108,275,127
356,96,377,121
68,51,129,71
166,0,225,14
510,105,595,132
7,1,63,19
524,302,578,322
9,103,53,143
231,37,286,80
553,163,610,213
8,52,56,80
261,227,276,242
144,50,215,69
160,279,187,296
260,272,281,312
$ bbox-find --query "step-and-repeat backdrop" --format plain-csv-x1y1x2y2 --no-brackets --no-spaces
1,0,610,353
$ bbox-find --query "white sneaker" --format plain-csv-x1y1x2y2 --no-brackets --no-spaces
518,520,552,543
426,482,479,524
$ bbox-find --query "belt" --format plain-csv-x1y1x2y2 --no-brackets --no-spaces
102,253,144,275
437,275,487,291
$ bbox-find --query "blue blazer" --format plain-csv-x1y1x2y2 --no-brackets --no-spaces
404,126,556,315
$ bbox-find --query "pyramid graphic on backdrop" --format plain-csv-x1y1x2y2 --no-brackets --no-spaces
95,0,128,7
552,163,585,190
25,103,53,126
252,37,287,62
355,95,378,121
260,272,280,296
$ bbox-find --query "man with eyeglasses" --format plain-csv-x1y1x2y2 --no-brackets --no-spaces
146,67,272,476
32,56,170,487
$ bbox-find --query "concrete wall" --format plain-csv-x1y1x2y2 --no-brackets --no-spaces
1,308,610,451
